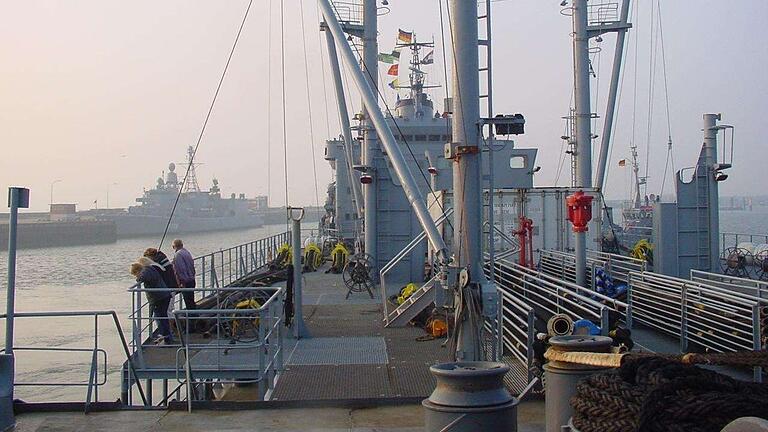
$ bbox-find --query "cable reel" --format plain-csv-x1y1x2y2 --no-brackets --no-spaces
343,253,375,299
755,249,768,281
721,247,753,279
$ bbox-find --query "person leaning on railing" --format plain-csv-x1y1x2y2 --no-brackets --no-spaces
130,261,174,345
171,239,197,311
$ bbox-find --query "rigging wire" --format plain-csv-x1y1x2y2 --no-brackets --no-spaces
657,1,674,198
316,6,332,138
437,0,451,139
267,0,273,207
603,0,636,195
299,0,322,220
643,0,658,196
279,0,289,210
158,0,254,250
629,0,640,204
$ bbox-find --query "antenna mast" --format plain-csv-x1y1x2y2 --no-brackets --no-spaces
182,146,201,193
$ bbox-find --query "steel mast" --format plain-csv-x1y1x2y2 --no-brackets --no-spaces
572,0,592,288
362,0,380,279
322,29,364,221
594,0,632,191
449,0,485,361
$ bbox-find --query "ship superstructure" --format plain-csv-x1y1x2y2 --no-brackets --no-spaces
104,146,262,236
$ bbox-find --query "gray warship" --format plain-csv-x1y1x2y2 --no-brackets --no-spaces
105,146,263,237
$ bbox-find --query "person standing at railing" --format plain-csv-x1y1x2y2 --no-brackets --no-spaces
143,248,179,291
143,247,181,335
130,261,174,345
172,239,197,311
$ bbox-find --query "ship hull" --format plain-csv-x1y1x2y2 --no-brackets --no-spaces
109,213,264,238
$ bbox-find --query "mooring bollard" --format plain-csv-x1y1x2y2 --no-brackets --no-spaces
422,361,518,432
544,335,613,432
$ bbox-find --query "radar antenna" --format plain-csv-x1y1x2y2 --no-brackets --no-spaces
181,145,202,193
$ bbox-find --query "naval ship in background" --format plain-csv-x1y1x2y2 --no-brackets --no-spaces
101,146,263,237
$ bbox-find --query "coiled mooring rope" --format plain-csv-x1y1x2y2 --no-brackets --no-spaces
570,354,768,432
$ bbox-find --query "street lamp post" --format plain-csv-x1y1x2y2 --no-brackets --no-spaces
49,179,62,207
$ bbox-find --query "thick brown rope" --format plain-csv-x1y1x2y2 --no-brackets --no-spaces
570,355,768,432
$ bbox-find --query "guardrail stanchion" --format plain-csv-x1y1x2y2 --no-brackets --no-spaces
600,307,610,336
526,310,535,383
626,277,633,329
680,284,688,353
752,304,762,383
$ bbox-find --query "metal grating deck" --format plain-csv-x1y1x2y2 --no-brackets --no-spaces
288,337,388,365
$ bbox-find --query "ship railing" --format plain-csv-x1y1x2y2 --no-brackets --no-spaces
483,262,535,381
0,310,147,412
587,250,646,284
628,270,765,381
539,249,644,289
587,2,619,25
173,286,284,410
489,258,627,336
620,225,653,249
126,285,284,408
721,232,768,251
193,231,290,300
329,0,363,26
483,221,521,262
690,269,768,300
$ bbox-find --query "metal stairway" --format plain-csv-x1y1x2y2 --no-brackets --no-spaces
383,275,439,327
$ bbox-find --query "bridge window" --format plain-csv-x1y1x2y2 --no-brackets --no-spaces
509,156,526,169
429,135,442,141
415,135,427,141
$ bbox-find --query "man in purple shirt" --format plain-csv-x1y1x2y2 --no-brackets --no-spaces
172,239,197,311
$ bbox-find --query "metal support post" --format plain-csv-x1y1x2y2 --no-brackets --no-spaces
362,0,379,281
289,208,308,338
5,188,29,355
323,28,364,220
595,0,631,191
450,0,485,361
703,113,721,271
752,304,763,382
680,285,688,353
317,0,449,262
572,0,592,288
2,187,28,430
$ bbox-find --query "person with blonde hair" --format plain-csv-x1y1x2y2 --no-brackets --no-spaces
131,257,173,344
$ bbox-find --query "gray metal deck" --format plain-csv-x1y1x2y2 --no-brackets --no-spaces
271,271,452,401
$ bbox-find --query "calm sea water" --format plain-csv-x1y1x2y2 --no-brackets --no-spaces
0,210,765,402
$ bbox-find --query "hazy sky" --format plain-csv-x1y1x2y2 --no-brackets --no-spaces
1,0,766,212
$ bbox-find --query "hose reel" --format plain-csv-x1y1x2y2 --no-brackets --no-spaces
547,314,574,337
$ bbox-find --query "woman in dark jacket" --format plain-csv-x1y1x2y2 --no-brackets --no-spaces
131,261,173,344
143,248,179,290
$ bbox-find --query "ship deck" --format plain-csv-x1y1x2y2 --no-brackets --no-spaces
130,269,503,401
16,267,548,431
13,400,547,432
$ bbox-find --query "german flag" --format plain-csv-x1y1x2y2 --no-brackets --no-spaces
398,29,412,43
